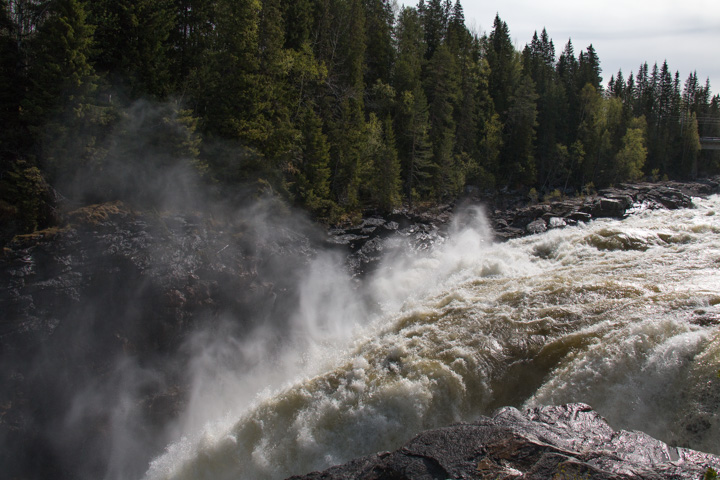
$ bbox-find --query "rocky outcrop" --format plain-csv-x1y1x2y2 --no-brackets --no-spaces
487,178,720,240
288,403,720,480
327,178,720,275
0,200,321,480
326,205,453,276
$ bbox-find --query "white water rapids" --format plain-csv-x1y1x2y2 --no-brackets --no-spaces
145,196,720,480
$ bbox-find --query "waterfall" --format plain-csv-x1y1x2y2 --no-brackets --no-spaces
145,196,720,480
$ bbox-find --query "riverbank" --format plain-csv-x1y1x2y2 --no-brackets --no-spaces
328,177,720,276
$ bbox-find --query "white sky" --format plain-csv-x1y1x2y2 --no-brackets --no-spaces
403,0,720,93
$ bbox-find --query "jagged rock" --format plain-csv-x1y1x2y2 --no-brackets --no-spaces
288,404,720,480
526,218,547,234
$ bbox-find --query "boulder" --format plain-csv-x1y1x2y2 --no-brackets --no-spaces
591,197,629,218
288,404,720,480
526,218,547,234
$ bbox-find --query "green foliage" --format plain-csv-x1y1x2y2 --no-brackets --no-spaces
21,0,97,133
293,106,335,218
89,0,175,97
501,74,539,186
704,467,718,480
614,116,648,183
0,159,53,235
2,0,719,222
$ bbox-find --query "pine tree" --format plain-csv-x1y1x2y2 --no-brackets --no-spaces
577,44,602,91
486,14,519,118
421,0,447,60
282,0,313,49
363,0,395,87
425,43,461,198
89,0,176,98
556,39,579,147
0,0,25,158
294,105,334,216
22,0,96,130
501,74,538,186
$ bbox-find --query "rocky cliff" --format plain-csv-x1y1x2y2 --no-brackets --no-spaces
0,199,322,479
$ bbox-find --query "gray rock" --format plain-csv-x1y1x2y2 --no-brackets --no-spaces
288,404,720,480
526,218,547,234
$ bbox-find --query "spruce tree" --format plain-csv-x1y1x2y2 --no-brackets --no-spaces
556,39,578,146
21,0,103,188
486,14,518,118
295,105,334,217
0,0,24,158
474,58,502,189
577,44,602,91
89,0,176,98
394,6,432,200
421,0,448,60
283,0,313,49
325,0,367,210
22,0,96,130
363,0,395,87
425,43,460,198
197,0,262,142
501,74,538,187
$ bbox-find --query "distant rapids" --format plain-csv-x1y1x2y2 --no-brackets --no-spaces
145,196,720,480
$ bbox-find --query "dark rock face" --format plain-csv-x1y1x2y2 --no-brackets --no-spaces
288,403,720,480
0,201,321,480
327,205,453,277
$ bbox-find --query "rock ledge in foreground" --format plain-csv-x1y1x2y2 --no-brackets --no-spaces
288,403,720,480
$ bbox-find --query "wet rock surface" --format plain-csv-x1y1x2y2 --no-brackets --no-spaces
328,177,720,275
484,178,720,240
0,200,321,480
288,403,720,480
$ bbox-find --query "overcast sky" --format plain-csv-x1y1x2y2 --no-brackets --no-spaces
410,0,720,93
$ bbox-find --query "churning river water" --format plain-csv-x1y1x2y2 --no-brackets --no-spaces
145,195,720,480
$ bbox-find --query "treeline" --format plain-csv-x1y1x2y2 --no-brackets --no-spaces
1,0,720,234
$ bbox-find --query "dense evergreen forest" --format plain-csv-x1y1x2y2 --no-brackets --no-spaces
2,0,720,238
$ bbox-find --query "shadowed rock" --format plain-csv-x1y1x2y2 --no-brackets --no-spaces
288,404,720,480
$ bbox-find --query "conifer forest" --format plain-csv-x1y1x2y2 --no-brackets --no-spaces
2,0,720,235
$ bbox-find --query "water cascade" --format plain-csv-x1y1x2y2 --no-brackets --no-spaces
146,196,720,480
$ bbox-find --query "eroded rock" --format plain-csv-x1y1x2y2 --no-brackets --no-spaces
288,404,720,480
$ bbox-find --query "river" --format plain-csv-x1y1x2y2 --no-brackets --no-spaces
144,195,720,480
